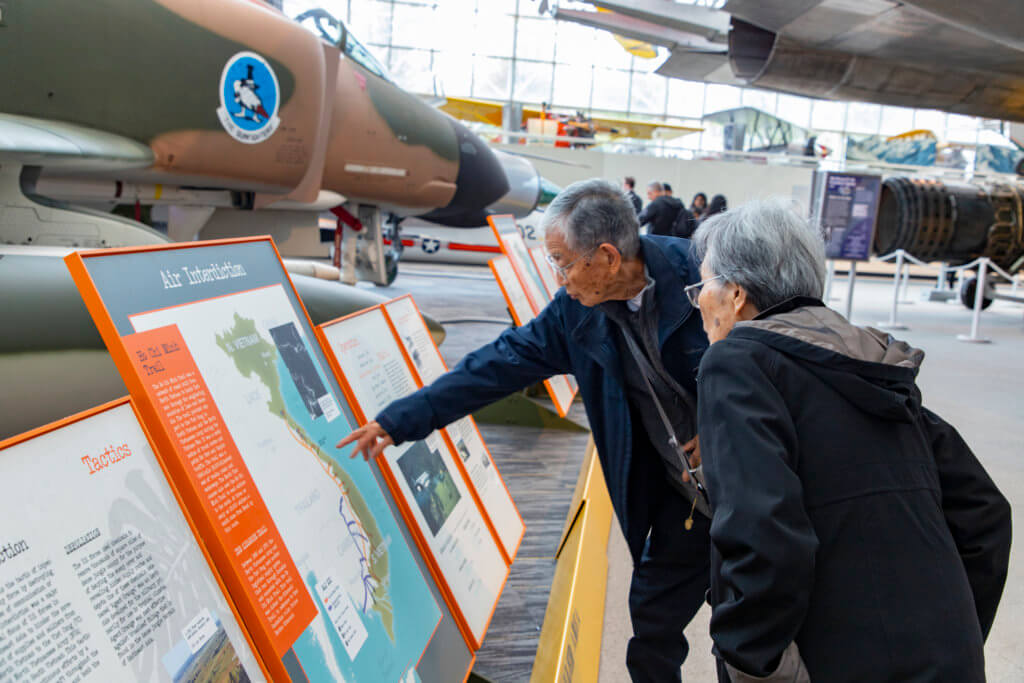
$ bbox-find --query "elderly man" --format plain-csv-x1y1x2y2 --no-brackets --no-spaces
690,200,1011,682
340,179,711,682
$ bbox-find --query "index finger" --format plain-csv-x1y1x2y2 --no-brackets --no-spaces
336,427,365,449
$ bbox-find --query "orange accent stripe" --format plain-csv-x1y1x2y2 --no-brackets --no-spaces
448,242,502,253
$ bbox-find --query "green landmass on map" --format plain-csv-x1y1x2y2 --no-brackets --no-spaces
215,312,395,640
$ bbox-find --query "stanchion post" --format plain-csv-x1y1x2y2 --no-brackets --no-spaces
844,261,857,320
824,260,835,301
878,250,908,330
899,257,914,304
958,258,992,344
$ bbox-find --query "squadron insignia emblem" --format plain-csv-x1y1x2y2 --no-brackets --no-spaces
421,238,441,254
217,51,281,144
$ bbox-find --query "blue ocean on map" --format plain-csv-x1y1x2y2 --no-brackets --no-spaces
274,349,439,681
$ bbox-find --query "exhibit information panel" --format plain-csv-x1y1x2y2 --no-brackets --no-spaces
381,295,524,562
0,399,264,682
489,257,576,416
530,246,561,300
318,307,508,649
819,172,883,260
66,239,443,683
488,214,551,314
527,248,579,393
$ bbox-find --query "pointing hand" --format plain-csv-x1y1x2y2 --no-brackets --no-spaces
336,421,394,461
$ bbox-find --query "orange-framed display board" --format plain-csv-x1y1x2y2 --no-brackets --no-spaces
64,237,475,683
529,245,561,300
381,294,525,564
489,256,577,417
0,397,266,681
487,214,552,314
488,215,579,415
527,248,580,395
317,305,509,650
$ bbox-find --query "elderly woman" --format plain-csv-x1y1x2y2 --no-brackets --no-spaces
690,200,1011,682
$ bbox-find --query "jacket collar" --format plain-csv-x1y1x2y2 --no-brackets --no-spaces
753,296,827,320
570,237,696,367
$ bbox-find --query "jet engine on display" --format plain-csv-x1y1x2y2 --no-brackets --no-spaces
0,0,513,285
875,177,1024,307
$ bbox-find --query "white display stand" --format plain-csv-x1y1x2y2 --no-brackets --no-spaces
382,295,525,563
318,306,509,649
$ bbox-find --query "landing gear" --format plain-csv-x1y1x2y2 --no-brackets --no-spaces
378,214,402,287
334,204,399,286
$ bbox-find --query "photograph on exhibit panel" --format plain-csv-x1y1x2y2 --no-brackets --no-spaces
268,322,331,420
317,305,509,648
0,399,263,682
397,441,462,536
382,294,524,562
65,239,446,683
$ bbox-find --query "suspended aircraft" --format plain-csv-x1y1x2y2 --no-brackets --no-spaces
551,1,1024,300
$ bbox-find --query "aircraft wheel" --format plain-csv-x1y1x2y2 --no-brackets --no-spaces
959,277,994,310
376,251,399,287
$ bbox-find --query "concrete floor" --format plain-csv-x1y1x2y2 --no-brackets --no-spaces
598,274,1024,682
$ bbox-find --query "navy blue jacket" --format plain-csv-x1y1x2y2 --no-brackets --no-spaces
376,235,709,561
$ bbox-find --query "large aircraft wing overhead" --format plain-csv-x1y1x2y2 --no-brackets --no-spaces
655,51,739,84
0,113,154,171
899,1,1024,52
553,0,1024,123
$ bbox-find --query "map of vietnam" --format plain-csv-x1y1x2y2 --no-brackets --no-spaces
215,313,395,640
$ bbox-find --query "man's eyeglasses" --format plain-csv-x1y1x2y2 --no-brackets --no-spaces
545,251,591,279
684,274,723,309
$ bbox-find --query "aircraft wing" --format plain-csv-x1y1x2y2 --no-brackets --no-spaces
552,0,1024,123
437,98,700,141
582,114,702,141
437,97,506,127
0,113,154,171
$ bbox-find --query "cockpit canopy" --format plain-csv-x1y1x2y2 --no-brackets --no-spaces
292,6,391,81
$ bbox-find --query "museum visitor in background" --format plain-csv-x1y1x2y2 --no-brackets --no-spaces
623,176,643,214
340,179,713,683
638,181,684,237
700,194,727,223
690,192,708,221
690,199,1011,683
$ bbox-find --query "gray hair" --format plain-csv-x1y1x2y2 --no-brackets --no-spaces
692,198,826,311
647,181,663,193
541,178,640,259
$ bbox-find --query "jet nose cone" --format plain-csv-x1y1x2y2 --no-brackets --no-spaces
442,117,510,214
415,117,510,227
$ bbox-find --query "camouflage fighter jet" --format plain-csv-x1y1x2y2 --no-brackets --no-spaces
0,0,512,284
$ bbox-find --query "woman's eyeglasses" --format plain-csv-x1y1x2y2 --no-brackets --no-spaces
683,274,723,309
